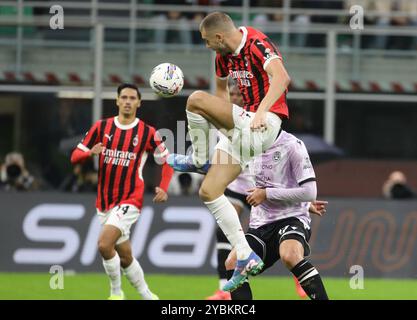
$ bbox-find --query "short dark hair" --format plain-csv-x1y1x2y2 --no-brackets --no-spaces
117,83,141,99
199,11,234,33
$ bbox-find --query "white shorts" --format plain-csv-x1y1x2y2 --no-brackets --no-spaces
215,104,282,168
97,204,140,245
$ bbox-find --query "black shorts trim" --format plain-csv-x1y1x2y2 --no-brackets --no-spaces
245,217,311,274
224,188,251,210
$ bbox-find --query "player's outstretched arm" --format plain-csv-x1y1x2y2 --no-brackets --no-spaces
265,181,317,203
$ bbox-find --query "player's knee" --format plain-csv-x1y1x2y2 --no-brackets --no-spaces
198,184,212,202
199,178,226,202
280,247,303,269
186,90,207,112
97,239,113,256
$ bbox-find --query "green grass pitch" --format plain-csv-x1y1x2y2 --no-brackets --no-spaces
0,273,416,300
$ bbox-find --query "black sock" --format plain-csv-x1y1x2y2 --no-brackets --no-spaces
216,227,231,281
226,270,253,300
291,259,328,300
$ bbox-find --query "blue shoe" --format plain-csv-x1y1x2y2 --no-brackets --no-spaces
222,251,264,292
167,153,210,174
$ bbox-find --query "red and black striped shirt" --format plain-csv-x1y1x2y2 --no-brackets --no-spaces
74,116,170,212
215,26,289,119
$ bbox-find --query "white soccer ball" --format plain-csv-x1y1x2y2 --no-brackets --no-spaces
149,63,184,98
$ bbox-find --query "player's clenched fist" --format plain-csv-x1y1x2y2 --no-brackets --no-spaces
250,111,268,132
153,187,168,203
90,143,104,156
309,200,328,217
246,188,267,207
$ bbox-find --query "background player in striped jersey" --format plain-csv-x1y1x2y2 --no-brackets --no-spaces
224,130,329,299
71,83,174,300
168,11,292,291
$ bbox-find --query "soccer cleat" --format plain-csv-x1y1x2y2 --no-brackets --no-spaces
206,290,231,300
222,251,264,292
293,276,307,299
108,291,125,300
167,153,210,174
140,288,160,300
150,292,160,300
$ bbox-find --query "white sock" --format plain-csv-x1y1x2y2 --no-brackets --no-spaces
186,110,210,167
102,254,122,296
205,195,252,260
122,258,154,300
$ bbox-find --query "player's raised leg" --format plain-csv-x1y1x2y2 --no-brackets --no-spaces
116,241,158,300
98,225,124,300
168,90,235,172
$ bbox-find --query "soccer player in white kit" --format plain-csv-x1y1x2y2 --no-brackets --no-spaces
206,84,254,300
207,85,310,299
224,130,329,299
168,12,292,290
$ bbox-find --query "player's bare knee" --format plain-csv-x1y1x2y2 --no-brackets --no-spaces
199,183,222,202
97,239,112,256
198,184,212,202
280,247,303,269
186,90,207,113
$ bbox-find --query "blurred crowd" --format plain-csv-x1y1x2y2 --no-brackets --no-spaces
382,171,416,199
0,152,38,191
148,0,417,49
1,0,416,50
0,150,98,193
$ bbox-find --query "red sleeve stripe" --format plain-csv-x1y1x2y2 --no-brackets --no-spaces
159,162,174,192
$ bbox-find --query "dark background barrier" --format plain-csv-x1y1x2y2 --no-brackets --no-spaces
1,192,417,278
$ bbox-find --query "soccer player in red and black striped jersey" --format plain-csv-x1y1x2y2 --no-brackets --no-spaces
167,12,292,291
71,83,173,300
